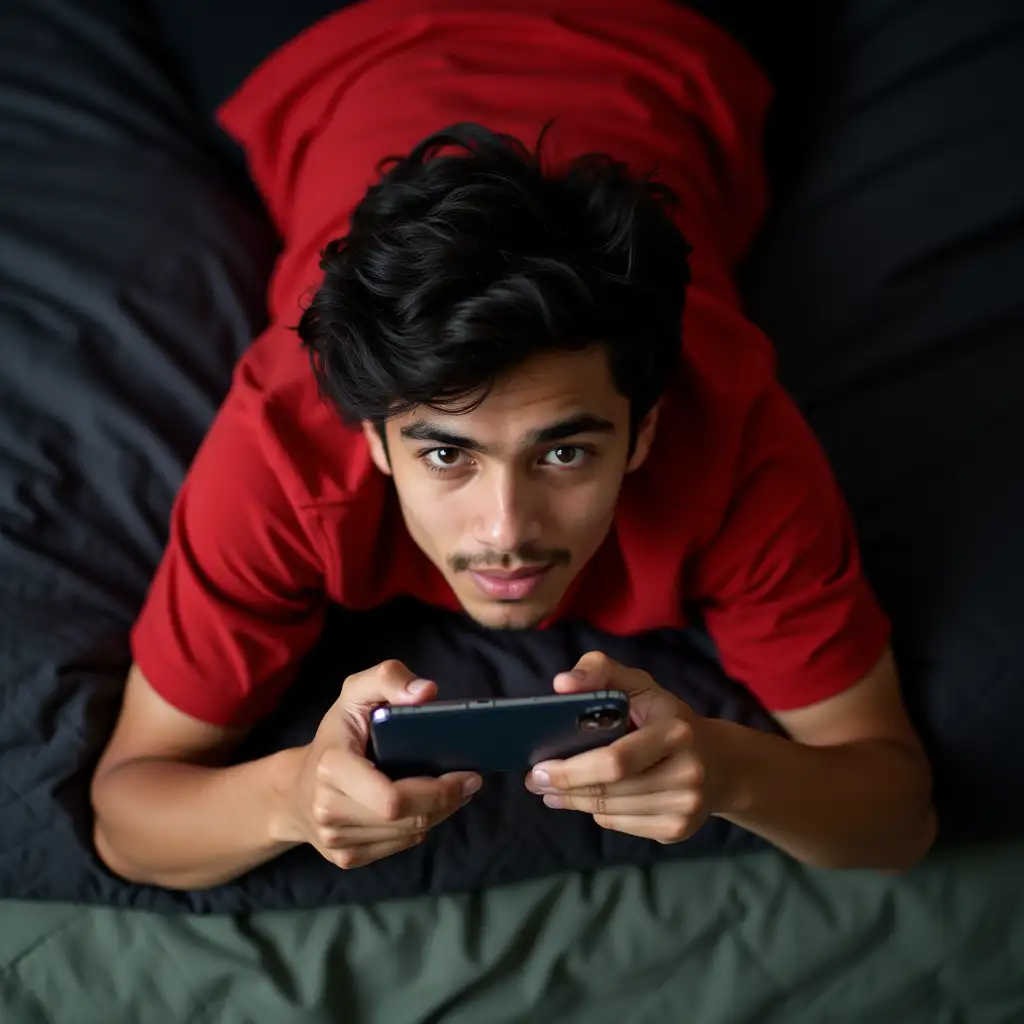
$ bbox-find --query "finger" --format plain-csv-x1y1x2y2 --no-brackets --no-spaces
318,824,428,849
545,786,703,818
341,659,438,714
327,661,438,760
590,813,694,845
532,718,691,791
314,774,476,835
317,747,405,818
552,652,669,729
345,772,473,823
317,802,462,845
317,752,479,822
554,649,661,698
527,753,701,798
320,787,473,847
385,772,481,818
366,774,479,830
326,835,426,871
551,650,617,694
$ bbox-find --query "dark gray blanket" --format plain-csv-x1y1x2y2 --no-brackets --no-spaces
1,0,1023,913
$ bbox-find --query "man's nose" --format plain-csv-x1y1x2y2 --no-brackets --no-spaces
471,468,543,551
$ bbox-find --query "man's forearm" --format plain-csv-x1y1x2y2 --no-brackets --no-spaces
92,749,303,889
705,718,936,871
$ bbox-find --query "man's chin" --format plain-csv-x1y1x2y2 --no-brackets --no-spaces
461,599,553,632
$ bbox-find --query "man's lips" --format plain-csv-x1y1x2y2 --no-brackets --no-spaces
469,564,552,600
473,566,550,580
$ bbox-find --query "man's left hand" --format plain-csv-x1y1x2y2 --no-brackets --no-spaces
525,652,732,844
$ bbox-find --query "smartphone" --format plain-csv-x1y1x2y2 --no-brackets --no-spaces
369,690,630,776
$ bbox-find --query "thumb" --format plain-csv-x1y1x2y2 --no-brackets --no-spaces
555,651,675,726
339,659,438,719
554,651,655,696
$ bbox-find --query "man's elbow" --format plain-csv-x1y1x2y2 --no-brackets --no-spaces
876,802,938,876
89,769,148,884
819,799,936,875
91,809,172,888
91,777,206,890
92,820,153,886
92,822,223,891
801,804,936,875
867,741,937,875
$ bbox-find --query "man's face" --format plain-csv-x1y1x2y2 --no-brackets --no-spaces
363,347,658,630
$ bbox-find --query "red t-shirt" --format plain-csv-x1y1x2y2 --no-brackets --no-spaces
131,0,891,726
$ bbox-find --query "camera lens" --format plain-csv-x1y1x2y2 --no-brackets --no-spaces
577,707,624,732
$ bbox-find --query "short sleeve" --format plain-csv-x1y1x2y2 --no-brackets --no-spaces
690,383,891,712
130,376,326,727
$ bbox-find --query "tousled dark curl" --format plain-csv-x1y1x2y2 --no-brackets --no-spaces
298,122,692,439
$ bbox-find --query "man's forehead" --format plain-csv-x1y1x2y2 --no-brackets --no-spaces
405,348,620,418
487,346,615,396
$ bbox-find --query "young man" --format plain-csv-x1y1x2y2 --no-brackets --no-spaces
90,0,936,890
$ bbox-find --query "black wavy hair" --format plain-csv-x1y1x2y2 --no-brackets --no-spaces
298,122,692,440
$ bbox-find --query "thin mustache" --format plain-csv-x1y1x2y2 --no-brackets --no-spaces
449,550,571,572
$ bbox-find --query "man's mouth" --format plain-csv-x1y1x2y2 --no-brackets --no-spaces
468,564,553,601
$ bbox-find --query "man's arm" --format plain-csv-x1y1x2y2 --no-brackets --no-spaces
91,665,304,889
90,363,324,887
664,381,935,868
706,649,936,871
92,663,477,890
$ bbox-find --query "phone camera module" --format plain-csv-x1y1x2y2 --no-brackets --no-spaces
577,707,624,732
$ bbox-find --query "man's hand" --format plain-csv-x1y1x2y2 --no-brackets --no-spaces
524,652,726,844
277,660,482,869
525,648,936,872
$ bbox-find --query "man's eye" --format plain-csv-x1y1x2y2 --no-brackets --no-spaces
424,448,464,470
541,445,586,468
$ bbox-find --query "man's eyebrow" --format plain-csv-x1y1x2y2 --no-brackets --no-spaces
399,414,615,453
399,421,488,453
522,414,616,446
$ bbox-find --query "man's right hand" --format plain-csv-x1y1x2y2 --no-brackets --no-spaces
276,660,482,869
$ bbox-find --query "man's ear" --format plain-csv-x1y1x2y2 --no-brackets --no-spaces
626,401,660,473
362,420,393,475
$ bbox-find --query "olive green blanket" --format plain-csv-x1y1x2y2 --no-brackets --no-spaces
3,840,1022,1023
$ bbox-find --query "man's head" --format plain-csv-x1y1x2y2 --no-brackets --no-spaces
298,123,691,629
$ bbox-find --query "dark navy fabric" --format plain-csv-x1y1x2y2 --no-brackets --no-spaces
741,0,1024,842
149,0,791,118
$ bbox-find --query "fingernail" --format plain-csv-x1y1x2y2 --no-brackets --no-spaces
532,768,551,789
462,775,482,797
570,669,587,681
543,795,564,809
406,678,431,696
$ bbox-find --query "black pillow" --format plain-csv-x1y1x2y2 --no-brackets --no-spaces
742,0,1024,840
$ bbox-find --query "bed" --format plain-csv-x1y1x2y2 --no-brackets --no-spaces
2,0,1023,1019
